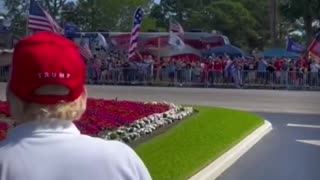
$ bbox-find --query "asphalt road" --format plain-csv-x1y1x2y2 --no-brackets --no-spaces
0,84,319,115
0,83,319,180
217,112,320,180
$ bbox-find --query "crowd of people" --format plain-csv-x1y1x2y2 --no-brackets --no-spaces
0,48,319,89
85,52,320,89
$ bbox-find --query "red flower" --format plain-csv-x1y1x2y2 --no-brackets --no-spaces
0,99,170,139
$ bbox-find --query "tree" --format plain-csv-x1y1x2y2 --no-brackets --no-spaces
150,0,272,50
150,0,201,30
140,16,157,32
231,0,270,47
38,0,67,18
279,0,320,44
189,1,260,50
60,1,77,24
4,0,28,36
61,0,152,32
4,0,68,35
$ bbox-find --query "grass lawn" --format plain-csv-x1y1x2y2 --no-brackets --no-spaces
134,106,264,180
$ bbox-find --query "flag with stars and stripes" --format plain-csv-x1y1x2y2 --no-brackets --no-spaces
128,7,144,60
28,0,62,33
79,39,93,60
170,20,184,35
169,20,185,49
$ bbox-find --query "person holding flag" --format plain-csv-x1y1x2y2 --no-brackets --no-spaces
225,57,242,88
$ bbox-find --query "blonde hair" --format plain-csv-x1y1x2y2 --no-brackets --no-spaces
6,85,87,124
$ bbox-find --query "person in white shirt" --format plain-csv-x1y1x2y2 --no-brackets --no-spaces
0,32,152,180
310,60,320,86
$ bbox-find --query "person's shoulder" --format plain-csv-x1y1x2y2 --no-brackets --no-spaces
78,136,151,178
76,135,133,154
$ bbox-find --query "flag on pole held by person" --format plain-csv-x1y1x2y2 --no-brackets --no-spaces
64,23,78,37
302,32,320,61
285,38,305,54
28,0,91,60
308,40,320,58
128,7,144,60
168,33,185,49
28,0,62,33
95,33,108,51
168,20,185,49
169,20,184,34
79,38,93,60
226,59,242,88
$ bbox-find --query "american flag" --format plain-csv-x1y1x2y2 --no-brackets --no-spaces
128,7,144,60
170,20,184,34
28,0,62,33
79,39,93,60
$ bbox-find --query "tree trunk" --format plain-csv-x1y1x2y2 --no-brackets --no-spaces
269,0,278,46
304,15,313,45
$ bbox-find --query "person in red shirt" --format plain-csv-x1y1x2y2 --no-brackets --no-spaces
204,57,213,84
294,58,305,85
274,58,283,84
213,56,224,84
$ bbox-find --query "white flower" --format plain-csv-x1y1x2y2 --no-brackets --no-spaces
98,102,194,143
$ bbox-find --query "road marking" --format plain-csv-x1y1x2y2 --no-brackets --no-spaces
296,140,320,146
287,123,320,129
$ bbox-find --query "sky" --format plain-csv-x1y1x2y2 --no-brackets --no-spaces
0,0,6,14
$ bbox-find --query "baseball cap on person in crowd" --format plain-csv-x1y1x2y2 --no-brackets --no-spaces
8,31,85,105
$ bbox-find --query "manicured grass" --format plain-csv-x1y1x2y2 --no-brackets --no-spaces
135,106,264,180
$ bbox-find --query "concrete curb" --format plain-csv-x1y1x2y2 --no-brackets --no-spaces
189,120,272,180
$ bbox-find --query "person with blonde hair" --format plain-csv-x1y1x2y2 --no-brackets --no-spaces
0,32,151,180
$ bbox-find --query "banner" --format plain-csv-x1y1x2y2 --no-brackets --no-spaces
286,38,305,54
64,23,78,37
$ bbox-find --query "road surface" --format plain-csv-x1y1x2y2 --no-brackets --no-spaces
217,112,320,180
0,84,319,115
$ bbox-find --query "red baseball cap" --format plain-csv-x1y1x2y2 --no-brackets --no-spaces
8,31,85,104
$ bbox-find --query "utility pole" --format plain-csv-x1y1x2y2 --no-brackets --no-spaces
270,0,278,46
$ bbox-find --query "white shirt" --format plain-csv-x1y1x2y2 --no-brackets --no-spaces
310,63,320,73
0,120,152,180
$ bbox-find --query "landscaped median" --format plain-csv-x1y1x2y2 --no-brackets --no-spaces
135,106,267,180
0,99,270,180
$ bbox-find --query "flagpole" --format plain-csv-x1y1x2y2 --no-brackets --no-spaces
157,36,161,60
156,36,161,81
25,0,31,36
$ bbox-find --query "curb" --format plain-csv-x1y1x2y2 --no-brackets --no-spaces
189,120,272,180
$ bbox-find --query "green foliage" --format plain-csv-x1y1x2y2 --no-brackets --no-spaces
140,16,157,32
279,0,320,43
150,0,269,50
66,0,152,31
4,0,28,36
189,1,260,50
4,0,152,33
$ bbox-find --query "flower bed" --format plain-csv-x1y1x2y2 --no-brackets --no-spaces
0,98,193,143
